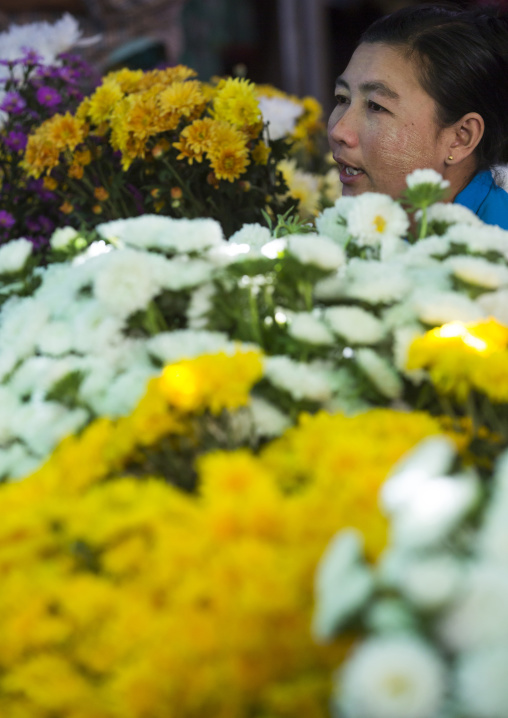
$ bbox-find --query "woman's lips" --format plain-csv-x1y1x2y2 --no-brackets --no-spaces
336,160,366,185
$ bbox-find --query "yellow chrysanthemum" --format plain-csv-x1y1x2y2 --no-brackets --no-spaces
24,133,60,177
87,81,124,125
158,80,206,120
407,318,508,402
0,343,453,718
252,140,271,165
44,112,87,153
277,158,320,217
209,144,250,182
103,67,144,94
212,77,262,130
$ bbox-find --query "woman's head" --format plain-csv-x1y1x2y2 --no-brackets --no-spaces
328,4,508,199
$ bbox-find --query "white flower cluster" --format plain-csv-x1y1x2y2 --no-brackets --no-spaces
313,437,508,718
2,169,508,481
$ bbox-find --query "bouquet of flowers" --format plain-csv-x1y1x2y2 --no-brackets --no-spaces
23,67,301,237
313,435,508,718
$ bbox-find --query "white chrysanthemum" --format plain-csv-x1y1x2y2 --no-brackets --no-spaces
229,223,272,249
477,289,508,325
406,168,449,190
446,255,508,289
0,442,40,481
412,289,485,325
73,240,113,266
87,365,157,418
0,386,21,443
247,397,291,438
404,235,451,261
186,283,215,329
12,400,88,458
146,329,231,364
344,259,413,305
392,325,425,383
313,530,373,642
390,474,479,550
400,554,464,611
158,258,213,291
50,226,80,250
264,356,332,402
288,311,335,345
0,238,32,274
355,348,403,399
346,193,409,246
69,301,125,355
0,296,49,360
456,646,508,718
336,635,447,718
315,203,352,246
36,320,75,357
92,249,168,318
9,356,85,401
439,563,508,651
287,234,345,271
314,271,348,301
445,222,508,257
258,95,303,140
419,202,483,228
0,13,81,69
325,306,387,345
97,215,224,254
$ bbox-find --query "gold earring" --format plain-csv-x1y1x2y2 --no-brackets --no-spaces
448,155,454,161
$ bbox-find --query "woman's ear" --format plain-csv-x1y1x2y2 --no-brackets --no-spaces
447,112,484,162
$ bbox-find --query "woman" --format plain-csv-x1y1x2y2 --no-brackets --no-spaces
328,4,508,229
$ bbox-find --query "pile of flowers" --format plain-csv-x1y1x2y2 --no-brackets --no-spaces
0,16,98,251
1,159,508,714
1,169,508,479
22,66,337,238
314,435,508,718
0,342,448,717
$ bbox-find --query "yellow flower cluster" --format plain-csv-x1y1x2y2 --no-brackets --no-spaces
407,318,508,402
0,344,445,718
24,112,88,178
25,67,264,180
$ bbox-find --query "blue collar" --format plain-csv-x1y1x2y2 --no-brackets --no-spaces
454,170,494,214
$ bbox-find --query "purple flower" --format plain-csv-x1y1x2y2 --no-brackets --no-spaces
37,215,55,234
21,49,42,65
4,130,27,152
0,92,26,114
36,85,62,108
0,211,15,229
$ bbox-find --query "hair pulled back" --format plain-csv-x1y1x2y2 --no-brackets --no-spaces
361,3,508,170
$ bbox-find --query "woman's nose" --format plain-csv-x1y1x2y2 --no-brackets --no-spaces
328,107,359,148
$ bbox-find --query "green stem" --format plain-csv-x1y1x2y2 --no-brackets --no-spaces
418,207,428,240
248,287,263,346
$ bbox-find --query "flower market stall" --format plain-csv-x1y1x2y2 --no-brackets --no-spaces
1,13,508,718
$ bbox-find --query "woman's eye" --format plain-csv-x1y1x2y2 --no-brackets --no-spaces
368,100,385,112
334,94,349,105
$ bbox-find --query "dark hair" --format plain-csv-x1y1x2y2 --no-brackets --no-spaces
361,3,508,170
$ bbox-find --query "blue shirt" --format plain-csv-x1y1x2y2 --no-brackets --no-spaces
454,170,508,230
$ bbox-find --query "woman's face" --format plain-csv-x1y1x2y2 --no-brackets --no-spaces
328,42,451,198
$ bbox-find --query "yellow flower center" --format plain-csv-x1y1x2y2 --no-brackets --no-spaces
373,215,387,233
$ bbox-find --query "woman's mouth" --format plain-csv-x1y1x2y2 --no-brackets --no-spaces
336,161,366,184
